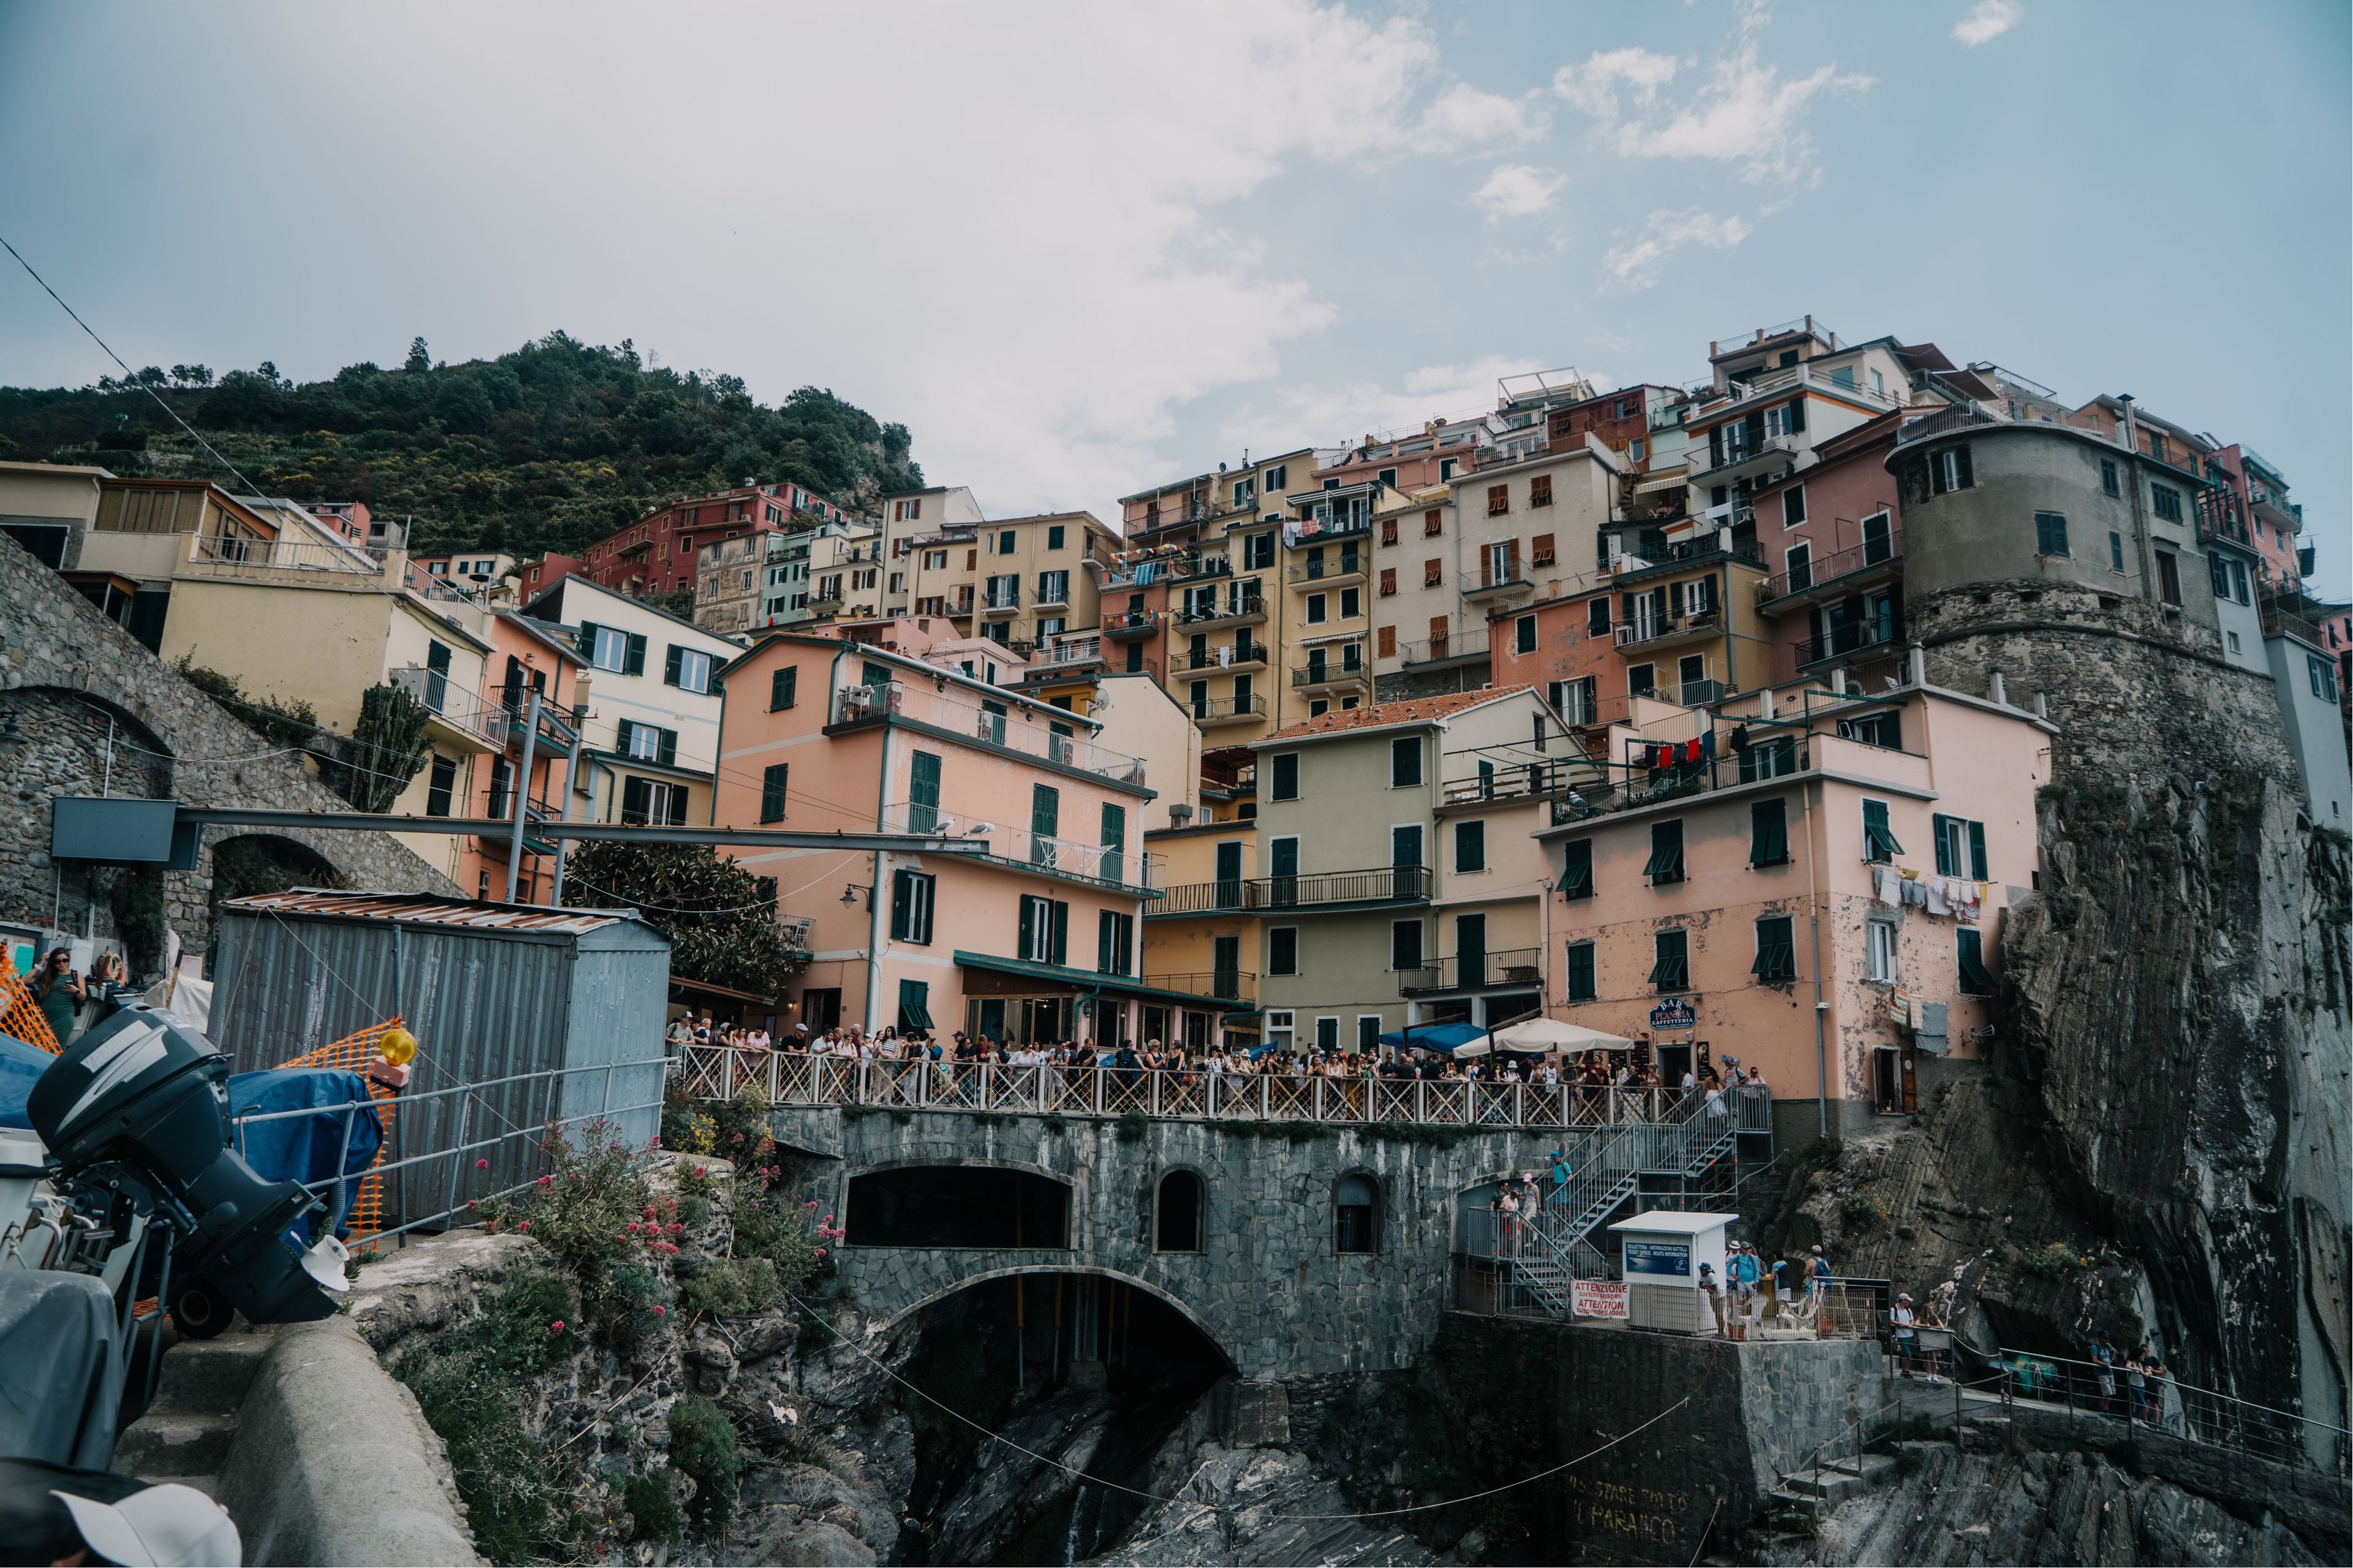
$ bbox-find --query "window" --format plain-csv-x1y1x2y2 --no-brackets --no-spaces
1379,567,1397,597
1340,586,1361,619
584,623,643,675
620,777,686,825
890,869,936,944
1377,625,1397,657
1017,895,1069,966
1455,819,1487,873
1101,801,1126,886
1268,927,1299,975
1867,918,1897,982
1306,593,1328,624
1391,823,1423,869
1047,524,1066,550
1750,798,1789,866
1335,1173,1379,1253
1390,735,1423,787
1037,569,1070,602
2109,531,2126,573
998,530,1016,554
1245,531,1275,570
1558,839,1593,900
1933,812,1988,879
1423,558,1442,588
1783,486,1806,528
1783,542,1813,593
1423,509,1443,537
1627,663,1655,698
615,718,676,764
1529,474,1553,508
1531,533,1556,568
1379,517,1399,547
1390,918,1424,972
2308,653,2339,702
1838,710,1901,749
1029,783,1061,868
1270,752,1300,800
907,749,942,833
1862,799,1903,863
1377,467,1398,489
2034,512,2069,558
665,645,714,693
2151,485,2184,523
425,754,457,817
2101,459,2120,498
1486,485,1509,517
1564,941,1597,1002
1957,927,1995,996
1752,915,1797,983
1586,597,1610,636
1439,458,1457,481
1514,615,1537,655
1648,929,1688,991
1098,910,1134,975
1156,1171,1203,1252
1739,736,1798,781
1645,819,1684,884
1930,446,1974,494
2156,551,2182,605
759,763,789,823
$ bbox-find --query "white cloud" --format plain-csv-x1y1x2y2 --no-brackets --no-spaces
1474,164,1567,221
1952,0,2024,47
1414,83,1550,150
1556,37,1870,182
1603,210,1753,289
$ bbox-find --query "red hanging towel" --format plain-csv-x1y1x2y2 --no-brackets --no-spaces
1684,737,1702,763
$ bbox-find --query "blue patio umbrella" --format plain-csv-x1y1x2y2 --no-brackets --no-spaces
1376,1021,1489,1054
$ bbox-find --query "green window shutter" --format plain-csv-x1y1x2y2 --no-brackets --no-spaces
760,763,789,824
1863,799,1903,862
665,645,683,686
1269,928,1297,975
1968,820,1988,881
1032,783,1059,839
1958,928,1995,995
1648,930,1688,989
1098,910,1117,974
1931,813,1955,876
1750,800,1788,866
908,751,941,832
578,621,601,662
1271,837,1299,877
1644,820,1684,881
1566,942,1596,1002
1752,916,1795,982
624,632,647,676
620,775,646,822
1558,839,1593,898
1018,896,1037,960
615,718,634,754
1455,819,1485,873
1271,752,1299,800
1101,802,1126,887
771,665,798,710
890,871,913,940
1049,900,1069,967
897,979,932,1031
657,729,678,768
1390,824,1420,869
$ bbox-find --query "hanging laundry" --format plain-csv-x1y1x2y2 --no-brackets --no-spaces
1700,729,1717,762
1923,876,1952,918
1683,737,1702,763
1729,724,1751,753
1901,879,1930,910
1873,866,1903,907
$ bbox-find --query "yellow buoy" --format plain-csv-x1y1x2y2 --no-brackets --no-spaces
377,1026,418,1066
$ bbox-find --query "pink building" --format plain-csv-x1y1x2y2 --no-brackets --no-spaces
582,482,851,599
1745,411,1906,687
716,635,1237,1045
1538,673,2052,1136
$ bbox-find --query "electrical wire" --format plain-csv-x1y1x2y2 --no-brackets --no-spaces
781,1284,1690,1521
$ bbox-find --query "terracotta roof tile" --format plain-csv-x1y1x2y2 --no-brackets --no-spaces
1259,684,1534,743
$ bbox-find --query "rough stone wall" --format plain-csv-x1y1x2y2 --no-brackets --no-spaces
768,1103,1561,1381
1373,661,1489,705
0,529,455,965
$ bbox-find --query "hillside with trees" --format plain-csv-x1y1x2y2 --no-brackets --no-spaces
0,332,922,558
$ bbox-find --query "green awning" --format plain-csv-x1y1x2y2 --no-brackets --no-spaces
952,950,1255,1011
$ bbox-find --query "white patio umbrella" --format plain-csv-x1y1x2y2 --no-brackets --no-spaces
1488,1017,1635,1053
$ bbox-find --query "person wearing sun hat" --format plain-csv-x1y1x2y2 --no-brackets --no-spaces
0,1458,241,1567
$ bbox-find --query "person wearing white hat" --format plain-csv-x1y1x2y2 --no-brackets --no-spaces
52,1482,242,1568
1891,1292,1919,1371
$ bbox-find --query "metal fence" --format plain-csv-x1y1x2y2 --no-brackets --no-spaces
1991,1347,2350,1474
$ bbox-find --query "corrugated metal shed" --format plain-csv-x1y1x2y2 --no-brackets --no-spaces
208,888,670,1229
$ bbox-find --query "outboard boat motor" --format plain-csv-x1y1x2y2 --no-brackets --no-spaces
26,1005,344,1337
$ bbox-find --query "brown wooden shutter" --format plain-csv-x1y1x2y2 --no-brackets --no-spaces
1424,509,1442,536
1487,485,1509,517
1529,474,1553,507
1380,517,1398,546
1532,533,1556,567
1377,625,1396,658
1379,567,1397,597
1507,539,1521,578
1424,558,1442,587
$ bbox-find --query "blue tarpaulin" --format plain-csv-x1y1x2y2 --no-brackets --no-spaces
225,1069,382,1242
0,1032,48,1130
1376,1021,1489,1053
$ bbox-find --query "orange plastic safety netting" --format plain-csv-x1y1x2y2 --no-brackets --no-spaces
0,952,64,1055
275,1018,406,1245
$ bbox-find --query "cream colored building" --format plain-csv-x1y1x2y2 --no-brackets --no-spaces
879,485,986,613
904,510,1120,652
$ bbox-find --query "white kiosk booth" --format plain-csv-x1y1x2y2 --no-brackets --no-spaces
1609,1210,1735,1335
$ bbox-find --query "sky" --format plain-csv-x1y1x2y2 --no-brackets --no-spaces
1,1,2346,583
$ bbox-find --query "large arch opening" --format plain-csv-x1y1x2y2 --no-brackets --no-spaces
844,1163,1071,1249
891,1270,1232,1565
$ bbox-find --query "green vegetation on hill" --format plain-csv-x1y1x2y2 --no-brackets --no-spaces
0,332,922,560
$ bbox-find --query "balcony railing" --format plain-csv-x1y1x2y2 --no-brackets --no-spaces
1287,552,1366,586
1440,757,1597,806
388,665,499,744
1464,570,1534,598
1180,642,1269,672
833,681,1148,786
1102,608,1162,638
1034,635,1107,670
1550,744,1816,825
1693,431,1802,481
1291,656,1368,688
879,802,1165,894
488,687,583,753
1400,626,1492,667
1143,971,1259,1004
186,532,384,578
1152,863,1431,915
1797,621,1902,667
1174,593,1265,626
1614,610,1724,650
1189,694,1267,725
1399,947,1543,996
1759,522,1903,604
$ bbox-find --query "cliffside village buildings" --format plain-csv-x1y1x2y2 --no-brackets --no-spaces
5,316,2346,1135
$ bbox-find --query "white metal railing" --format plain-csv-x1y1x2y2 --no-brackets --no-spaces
387,665,501,743
877,802,1166,893
1036,635,1106,669
186,532,382,576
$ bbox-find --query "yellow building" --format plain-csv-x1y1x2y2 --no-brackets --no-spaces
1139,813,1259,1050
903,511,1121,652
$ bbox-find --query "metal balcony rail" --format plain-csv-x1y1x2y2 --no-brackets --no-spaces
878,801,1167,893
677,1047,1770,1137
1988,1347,2349,1475
835,682,1148,786
1291,656,1366,687
1442,756,1602,805
1036,635,1106,669
1152,863,1430,915
1175,593,1265,626
1615,610,1723,649
387,665,502,744
1797,621,1903,666
1188,694,1267,723
1400,626,1493,667
1287,553,1365,585
1550,744,1818,825
1398,947,1542,996
1173,555,1234,581
1465,569,1534,596
1181,642,1269,671
1893,401,2124,450
982,584,1020,609
1760,523,1903,602
1141,970,1258,1004
184,531,384,577
1102,608,1162,635
229,1055,665,1249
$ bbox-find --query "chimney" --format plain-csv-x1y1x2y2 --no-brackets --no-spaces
1988,670,2007,705
1908,645,1927,686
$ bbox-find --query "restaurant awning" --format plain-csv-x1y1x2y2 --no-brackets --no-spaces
952,951,1255,1012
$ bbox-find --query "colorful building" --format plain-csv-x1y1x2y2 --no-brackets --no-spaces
901,511,1121,654
578,481,852,599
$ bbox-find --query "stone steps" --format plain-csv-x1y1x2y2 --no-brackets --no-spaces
113,1323,279,1494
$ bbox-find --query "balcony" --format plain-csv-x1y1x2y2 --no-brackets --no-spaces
1173,593,1266,630
1179,642,1269,672
1692,359,1903,423
1757,523,1903,612
1549,743,1817,827
1398,626,1491,669
879,802,1167,895
1609,532,1764,585
1614,609,1726,654
1287,551,1366,588
1398,947,1542,997
1189,694,1267,727
1691,431,1803,486
1462,569,1535,602
479,795,561,858
1172,554,1234,583
1034,580,1073,612
387,665,500,749
979,586,1020,616
1102,608,1162,640
488,687,583,754
1290,654,1369,692
1033,635,1108,674
1143,970,1259,1005
832,680,1148,786
1797,621,1903,670
1151,863,1431,917
1439,756,1597,806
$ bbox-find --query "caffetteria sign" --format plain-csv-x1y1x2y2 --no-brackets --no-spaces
1648,996,1696,1031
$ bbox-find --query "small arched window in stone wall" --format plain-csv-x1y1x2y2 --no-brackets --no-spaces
1335,1172,1380,1255
1155,1169,1203,1252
